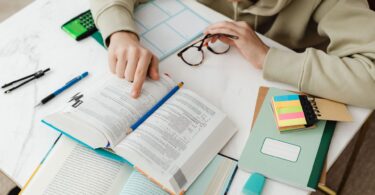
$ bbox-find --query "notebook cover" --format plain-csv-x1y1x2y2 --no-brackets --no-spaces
251,87,331,186
241,87,335,190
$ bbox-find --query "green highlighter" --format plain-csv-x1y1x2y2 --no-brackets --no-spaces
61,10,97,41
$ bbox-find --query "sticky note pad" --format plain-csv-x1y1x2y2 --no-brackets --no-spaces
272,95,307,130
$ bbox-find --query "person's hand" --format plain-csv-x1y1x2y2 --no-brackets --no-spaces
204,21,269,69
108,31,159,98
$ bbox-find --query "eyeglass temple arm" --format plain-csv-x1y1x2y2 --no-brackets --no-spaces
196,33,238,48
178,34,210,56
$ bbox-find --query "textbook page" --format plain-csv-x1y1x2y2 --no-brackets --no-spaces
114,89,237,193
43,74,175,148
120,170,168,195
21,136,133,195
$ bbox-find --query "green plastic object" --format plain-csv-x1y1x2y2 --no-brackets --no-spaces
61,10,97,41
92,31,105,47
62,20,87,40
242,173,265,195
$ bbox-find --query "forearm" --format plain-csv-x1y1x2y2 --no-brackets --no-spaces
263,48,375,108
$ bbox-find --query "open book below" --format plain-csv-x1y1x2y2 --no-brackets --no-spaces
42,74,237,194
21,136,238,195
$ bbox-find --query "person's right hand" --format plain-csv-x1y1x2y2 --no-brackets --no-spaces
204,21,269,69
108,31,159,98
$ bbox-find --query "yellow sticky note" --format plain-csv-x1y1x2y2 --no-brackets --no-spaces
278,118,307,127
274,100,301,108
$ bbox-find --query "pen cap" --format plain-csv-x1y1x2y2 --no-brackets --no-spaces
81,72,89,77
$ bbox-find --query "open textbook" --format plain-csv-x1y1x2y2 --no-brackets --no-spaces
21,136,238,195
42,74,237,194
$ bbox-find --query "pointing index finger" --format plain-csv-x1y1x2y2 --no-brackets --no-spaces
131,53,152,98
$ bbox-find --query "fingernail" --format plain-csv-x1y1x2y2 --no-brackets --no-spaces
132,90,138,98
154,73,160,80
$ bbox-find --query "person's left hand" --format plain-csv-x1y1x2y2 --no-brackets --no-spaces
204,21,269,69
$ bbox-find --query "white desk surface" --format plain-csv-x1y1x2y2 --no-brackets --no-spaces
0,0,371,194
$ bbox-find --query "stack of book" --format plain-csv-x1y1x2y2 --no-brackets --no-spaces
239,87,340,191
21,74,239,195
21,136,238,195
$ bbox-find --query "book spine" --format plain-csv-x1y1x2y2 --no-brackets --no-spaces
19,134,62,194
307,121,336,189
130,82,184,131
224,165,238,194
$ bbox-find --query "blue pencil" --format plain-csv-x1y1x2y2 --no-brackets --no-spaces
130,82,184,131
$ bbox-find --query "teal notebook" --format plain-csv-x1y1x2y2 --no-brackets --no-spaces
21,136,237,195
238,88,335,191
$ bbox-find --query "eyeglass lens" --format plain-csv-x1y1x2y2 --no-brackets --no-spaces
180,46,204,66
207,40,230,54
179,34,231,66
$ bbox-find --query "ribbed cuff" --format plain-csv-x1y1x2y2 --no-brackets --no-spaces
96,5,138,47
263,48,308,89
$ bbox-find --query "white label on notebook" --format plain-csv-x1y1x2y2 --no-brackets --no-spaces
261,138,300,162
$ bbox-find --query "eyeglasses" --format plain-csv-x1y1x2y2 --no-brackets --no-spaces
177,33,239,66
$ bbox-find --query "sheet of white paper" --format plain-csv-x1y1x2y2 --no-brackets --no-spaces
132,1,209,59
143,24,186,54
167,10,208,39
154,0,185,15
140,39,163,58
135,21,147,35
135,3,169,29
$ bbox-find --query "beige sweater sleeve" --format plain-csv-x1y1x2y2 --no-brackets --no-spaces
263,0,375,109
89,0,148,46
